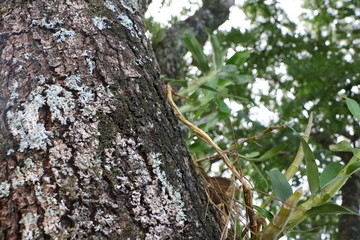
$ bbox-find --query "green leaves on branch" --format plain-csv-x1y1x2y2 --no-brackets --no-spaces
180,32,360,239
288,145,360,229
179,32,254,140
343,95,360,121
319,162,343,188
267,169,292,201
253,205,274,221
261,188,303,240
226,49,251,67
301,139,320,195
329,141,360,175
217,72,254,85
183,33,210,73
306,203,360,217
207,29,224,70
242,143,287,162
329,140,354,152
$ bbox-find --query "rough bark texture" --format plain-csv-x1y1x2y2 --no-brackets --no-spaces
338,156,360,240
0,1,221,239
153,0,235,79
315,133,360,239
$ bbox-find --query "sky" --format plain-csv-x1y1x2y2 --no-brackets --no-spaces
146,0,303,30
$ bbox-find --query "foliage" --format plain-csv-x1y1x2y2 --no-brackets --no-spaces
170,30,360,239
147,0,360,239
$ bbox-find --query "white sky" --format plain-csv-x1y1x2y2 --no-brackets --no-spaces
146,0,303,30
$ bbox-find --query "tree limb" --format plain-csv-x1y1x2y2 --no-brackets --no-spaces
153,0,235,78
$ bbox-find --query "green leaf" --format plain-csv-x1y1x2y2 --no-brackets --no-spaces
266,169,292,201
301,139,320,195
258,144,287,161
226,50,251,67
215,98,230,113
244,144,287,162
346,162,360,175
253,205,274,221
207,29,223,70
217,72,254,85
222,64,238,72
319,162,343,188
306,203,360,217
244,152,260,158
329,140,354,152
183,34,210,73
199,84,218,92
345,97,360,121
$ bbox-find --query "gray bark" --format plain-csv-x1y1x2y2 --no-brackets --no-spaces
0,1,221,239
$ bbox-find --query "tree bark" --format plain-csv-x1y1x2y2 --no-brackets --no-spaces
315,132,360,239
338,156,360,240
0,1,221,239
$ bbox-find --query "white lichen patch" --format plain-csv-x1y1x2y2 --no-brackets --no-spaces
9,158,44,191
92,17,110,30
86,57,95,75
6,74,115,152
9,80,19,103
42,201,68,235
104,0,117,12
70,121,101,176
128,149,187,239
93,208,122,235
32,17,63,29
25,181,69,237
19,212,40,240
67,204,96,237
22,158,44,184
11,167,26,189
7,148,15,155
6,94,52,152
117,13,139,39
65,75,113,116
149,152,187,225
80,50,95,75
0,181,11,198
117,13,133,30
45,85,76,124
120,0,136,14
53,28,75,43
49,139,72,166
23,53,31,60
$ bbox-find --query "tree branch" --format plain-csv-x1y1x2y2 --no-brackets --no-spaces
153,0,235,78
137,0,153,15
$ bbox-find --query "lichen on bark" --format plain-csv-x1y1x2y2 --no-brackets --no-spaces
0,0,222,239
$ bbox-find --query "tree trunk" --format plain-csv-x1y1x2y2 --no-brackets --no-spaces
315,133,360,239
338,155,360,240
0,1,221,239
